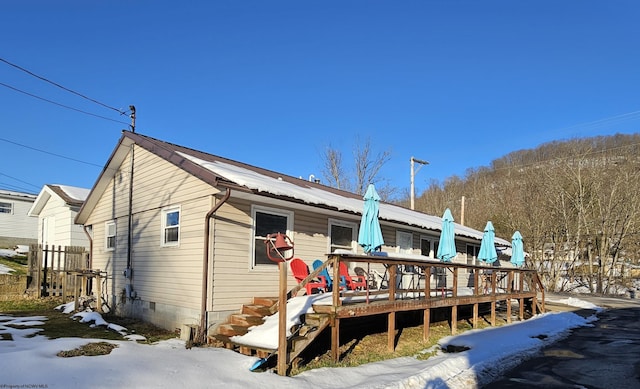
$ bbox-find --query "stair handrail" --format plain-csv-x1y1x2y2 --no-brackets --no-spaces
283,259,330,302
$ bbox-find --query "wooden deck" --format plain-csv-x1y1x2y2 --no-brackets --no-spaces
214,252,544,376
297,253,544,367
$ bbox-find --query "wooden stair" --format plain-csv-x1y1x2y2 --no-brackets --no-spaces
209,296,331,368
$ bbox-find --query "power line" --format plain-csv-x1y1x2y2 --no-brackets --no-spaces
0,137,103,167
0,82,130,126
0,182,38,193
0,57,128,116
0,172,40,189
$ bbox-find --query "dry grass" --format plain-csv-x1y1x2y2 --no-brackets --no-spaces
0,255,28,275
0,298,176,344
290,306,514,375
57,341,118,357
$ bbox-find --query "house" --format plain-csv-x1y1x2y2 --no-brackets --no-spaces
0,189,38,248
28,184,91,251
75,131,510,333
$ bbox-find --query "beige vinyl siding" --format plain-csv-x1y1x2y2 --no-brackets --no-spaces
293,212,335,259
210,200,366,312
86,146,217,322
210,198,275,312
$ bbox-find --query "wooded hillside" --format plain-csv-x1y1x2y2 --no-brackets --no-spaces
411,133,640,293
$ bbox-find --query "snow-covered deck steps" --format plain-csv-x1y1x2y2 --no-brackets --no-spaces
210,296,332,364
210,297,278,356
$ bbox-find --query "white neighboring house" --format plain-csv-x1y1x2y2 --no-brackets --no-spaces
28,185,91,252
0,189,38,248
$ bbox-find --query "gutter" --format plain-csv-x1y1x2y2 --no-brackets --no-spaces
196,188,231,344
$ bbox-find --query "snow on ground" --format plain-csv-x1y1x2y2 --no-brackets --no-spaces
0,248,17,258
0,248,20,274
546,296,605,312
0,263,14,274
0,298,599,389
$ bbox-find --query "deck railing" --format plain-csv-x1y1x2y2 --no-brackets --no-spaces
277,251,543,375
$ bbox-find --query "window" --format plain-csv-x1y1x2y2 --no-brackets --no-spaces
329,220,356,253
0,202,12,214
161,206,180,247
466,244,480,265
252,207,293,267
420,236,435,258
396,231,413,254
105,221,116,251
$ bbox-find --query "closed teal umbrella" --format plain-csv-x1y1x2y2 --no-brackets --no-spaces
478,221,498,264
437,208,456,262
358,184,384,253
510,231,525,267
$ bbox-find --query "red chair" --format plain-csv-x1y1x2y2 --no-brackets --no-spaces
290,258,327,295
339,262,367,290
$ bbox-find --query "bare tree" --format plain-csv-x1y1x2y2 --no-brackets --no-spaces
320,137,394,199
321,145,346,190
352,136,392,196
411,133,640,294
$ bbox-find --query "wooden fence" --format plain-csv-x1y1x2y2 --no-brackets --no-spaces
28,244,88,299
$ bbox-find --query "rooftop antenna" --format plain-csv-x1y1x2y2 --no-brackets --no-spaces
129,105,136,133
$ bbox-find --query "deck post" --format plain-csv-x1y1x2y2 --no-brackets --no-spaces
277,261,288,376
423,265,431,340
388,265,397,351
451,267,458,334
423,265,431,341
332,255,341,308
506,271,513,323
423,308,430,341
519,273,525,320
473,269,479,328
491,271,496,326
331,317,340,362
331,255,341,362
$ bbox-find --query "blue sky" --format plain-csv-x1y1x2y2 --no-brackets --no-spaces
2,1,639,199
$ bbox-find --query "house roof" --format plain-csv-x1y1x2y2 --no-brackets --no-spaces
28,185,90,217
0,189,37,201
76,131,511,246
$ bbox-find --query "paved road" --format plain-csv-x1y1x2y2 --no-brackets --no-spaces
487,293,640,388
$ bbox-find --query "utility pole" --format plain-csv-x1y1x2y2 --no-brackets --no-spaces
460,195,465,226
410,157,429,210
129,105,136,133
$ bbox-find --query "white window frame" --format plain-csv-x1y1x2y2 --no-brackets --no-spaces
396,230,414,254
328,219,357,253
105,220,116,251
161,205,181,247
0,202,12,214
420,235,436,258
466,244,480,266
251,205,293,269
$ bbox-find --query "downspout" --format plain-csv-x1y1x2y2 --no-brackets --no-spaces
126,143,134,272
196,188,231,345
83,225,93,269
83,225,94,295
